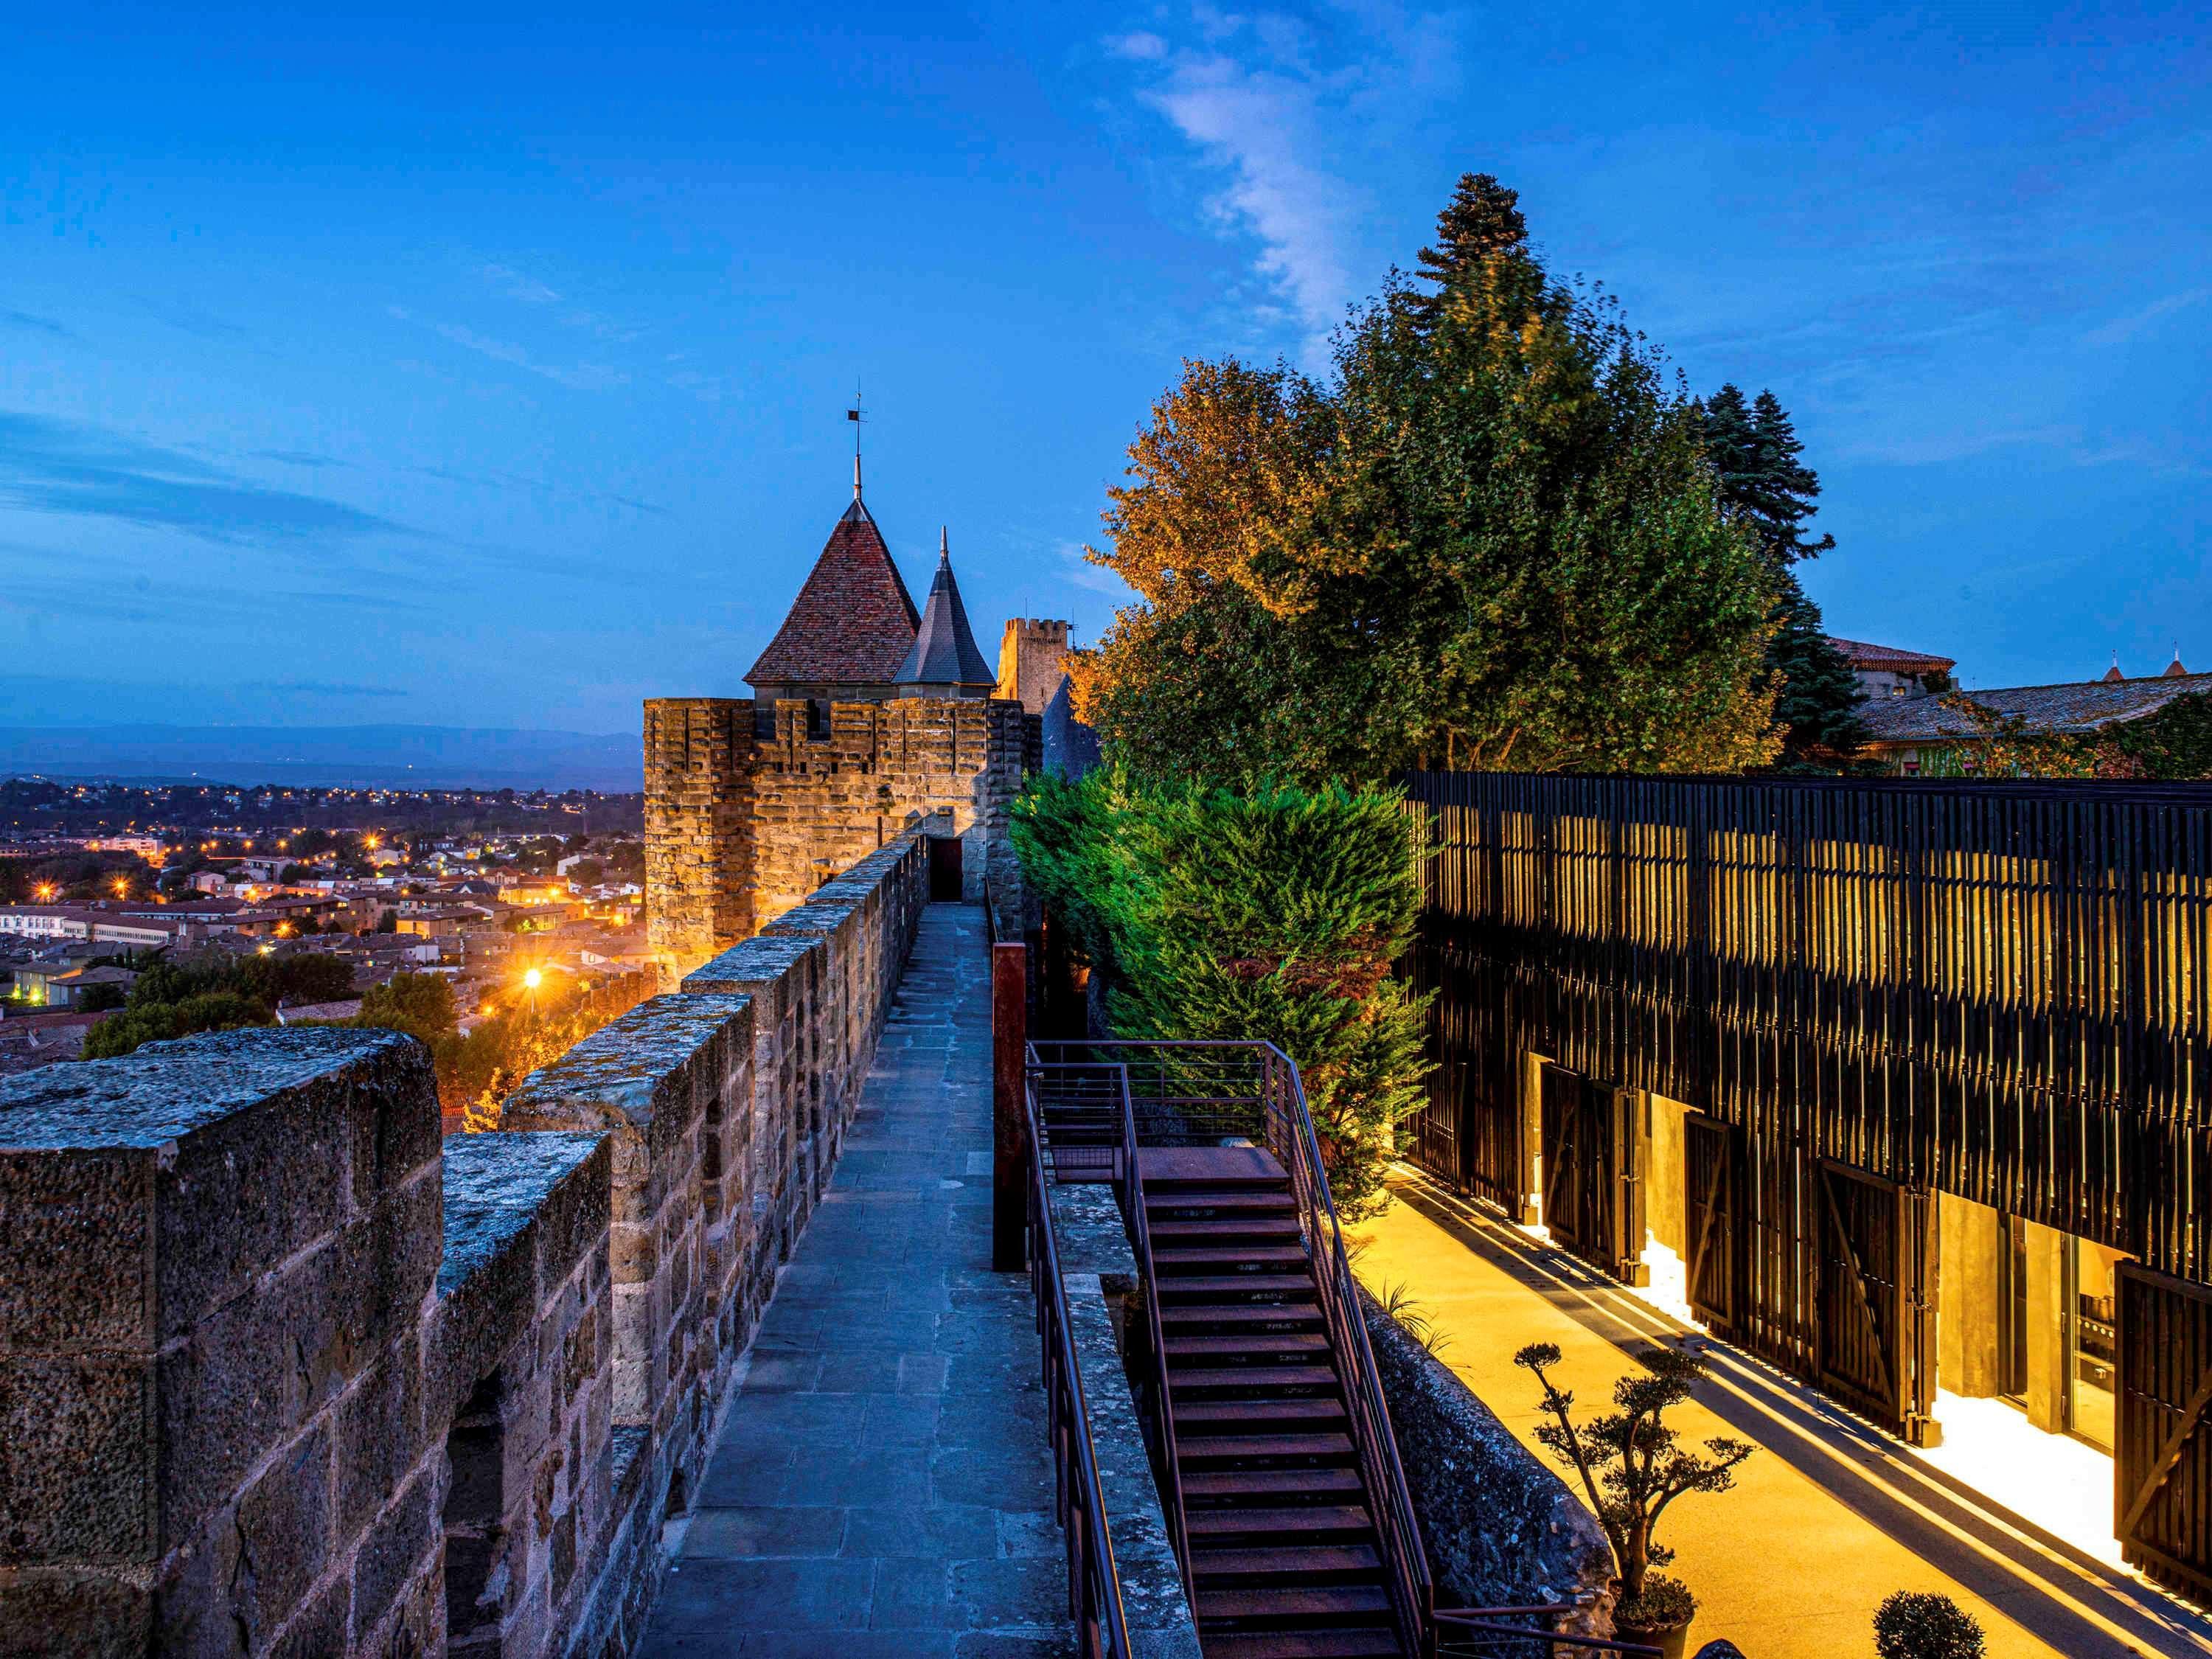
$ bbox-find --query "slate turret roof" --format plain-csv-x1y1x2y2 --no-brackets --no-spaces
894,532,997,691
745,498,919,688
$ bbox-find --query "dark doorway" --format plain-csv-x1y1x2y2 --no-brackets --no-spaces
1540,1065,1645,1284
928,834,964,902
1812,1159,1940,1444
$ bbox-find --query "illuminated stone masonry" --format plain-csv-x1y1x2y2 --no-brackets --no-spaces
0,834,931,1658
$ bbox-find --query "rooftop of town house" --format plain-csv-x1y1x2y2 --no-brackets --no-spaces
1856,669,2212,742
1826,636,1957,673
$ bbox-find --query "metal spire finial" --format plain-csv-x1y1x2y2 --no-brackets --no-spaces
846,381,865,501
939,525,950,563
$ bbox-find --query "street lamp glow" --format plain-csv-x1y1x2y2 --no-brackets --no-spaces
523,968,543,990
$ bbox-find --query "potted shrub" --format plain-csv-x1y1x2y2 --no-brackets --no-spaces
1874,1592,1985,1659
1514,1342,1754,1659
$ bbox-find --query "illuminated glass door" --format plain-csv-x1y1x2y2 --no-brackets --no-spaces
2068,1237,2125,1450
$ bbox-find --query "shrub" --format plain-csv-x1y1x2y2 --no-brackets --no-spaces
1874,1592,1985,1659
82,991,275,1060
1613,1573,1695,1632
1012,769,1430,1214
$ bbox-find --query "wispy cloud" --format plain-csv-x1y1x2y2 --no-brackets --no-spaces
1,308,72,340
389,305,629,392
1105,6,1461,355
481,262,562,305
0,412,408,545
2084,288,2210,347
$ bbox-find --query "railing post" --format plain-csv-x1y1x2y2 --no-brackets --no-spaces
994,937,1030,1271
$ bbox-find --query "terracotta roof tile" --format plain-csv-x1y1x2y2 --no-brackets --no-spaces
1827,636,1956,672
745,499,919,688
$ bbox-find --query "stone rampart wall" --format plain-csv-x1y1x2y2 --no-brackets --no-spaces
0,832,933,1658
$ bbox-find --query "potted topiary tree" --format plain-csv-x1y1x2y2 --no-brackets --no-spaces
1514,1342,1755,1659
1873,1592,1985,1659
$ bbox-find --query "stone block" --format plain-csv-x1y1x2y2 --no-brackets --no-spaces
0,1354,153,1566
0,1568,148,1658
349,1459,443,1643
0,1028,431,1348
0,1150,153,1354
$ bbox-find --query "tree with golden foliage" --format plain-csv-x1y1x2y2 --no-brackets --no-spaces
1073,174,1782,786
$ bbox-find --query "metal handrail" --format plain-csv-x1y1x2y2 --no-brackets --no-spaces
1257,1043,1436,1658
1025,1072,1135,1658
1118,1068,1197,1617
1031,1039,1436,1658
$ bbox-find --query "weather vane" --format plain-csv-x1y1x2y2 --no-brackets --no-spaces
847,380,864,500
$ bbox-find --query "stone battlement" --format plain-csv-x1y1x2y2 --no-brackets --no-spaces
0,834,932,1658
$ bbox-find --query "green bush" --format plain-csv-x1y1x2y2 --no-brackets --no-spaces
354,973,457,1049
1873,1592,1984,1659
82,991,275,1060
1012,770,1430,1214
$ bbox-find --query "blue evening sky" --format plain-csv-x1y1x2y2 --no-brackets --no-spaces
4,1,2207,734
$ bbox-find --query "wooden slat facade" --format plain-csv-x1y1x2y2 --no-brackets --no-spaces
1402,771,2212,1287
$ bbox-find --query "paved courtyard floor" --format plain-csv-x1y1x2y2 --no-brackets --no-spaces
1349,1166,2212,1659
639,902,1075,1659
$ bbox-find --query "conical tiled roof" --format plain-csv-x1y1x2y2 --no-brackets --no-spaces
895,531,996,689
745,498,920,688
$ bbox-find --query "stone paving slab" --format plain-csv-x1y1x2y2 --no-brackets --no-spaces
639,904,1074,1658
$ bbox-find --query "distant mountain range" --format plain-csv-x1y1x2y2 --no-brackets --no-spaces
0,725,644,793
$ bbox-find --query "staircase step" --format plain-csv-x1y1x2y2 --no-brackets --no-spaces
1147,1186,1296,1208
1155,1245,1310,1273
1197,1584,1394,1626
1183,1466,1367,1502
1198,1631,1403,1658
1158,1301,1321,1330
1177,1407,1345,1433
1156,1275,1316,1300
1172,1363,1340,1393
1179,1432,1354,1465
1192,1543,1382,1584
1166,1332,1332,1360
1150,1218,1304,1242
1185,1504,1379,1542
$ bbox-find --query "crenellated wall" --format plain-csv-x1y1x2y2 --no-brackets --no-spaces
0,832,933,1658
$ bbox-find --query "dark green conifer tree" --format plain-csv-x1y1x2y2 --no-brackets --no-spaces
1700,385,1865,770
1408,171,1529,327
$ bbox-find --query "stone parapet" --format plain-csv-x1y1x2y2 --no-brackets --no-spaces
0,829,936,1658
0,1028,446,1658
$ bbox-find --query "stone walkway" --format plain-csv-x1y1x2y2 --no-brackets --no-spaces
639,904,1074,1658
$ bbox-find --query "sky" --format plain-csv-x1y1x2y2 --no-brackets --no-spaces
2,1,2208,734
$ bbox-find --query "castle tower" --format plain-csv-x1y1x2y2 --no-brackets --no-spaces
646,475,1036,977
995,618,1071,714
